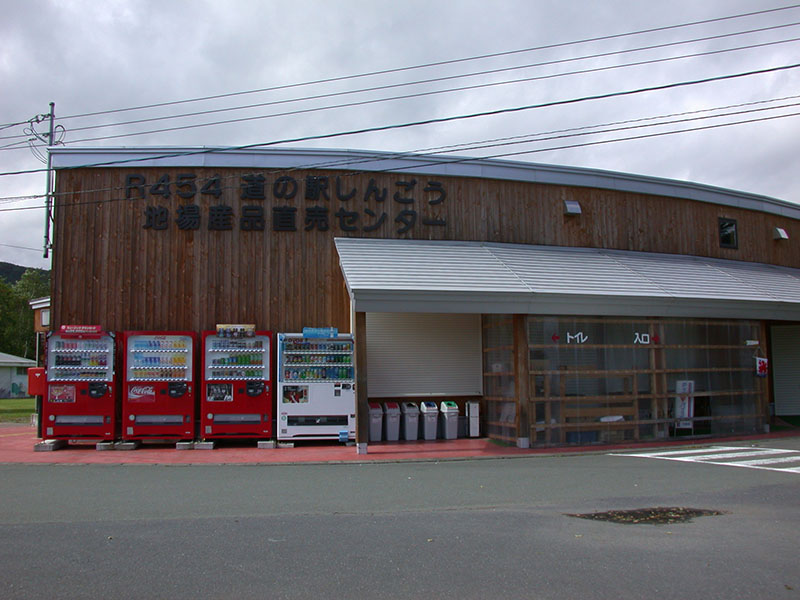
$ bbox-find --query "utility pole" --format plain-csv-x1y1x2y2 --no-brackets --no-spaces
43,102,55,259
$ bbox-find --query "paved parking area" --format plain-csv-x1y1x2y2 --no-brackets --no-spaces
2,423,798,464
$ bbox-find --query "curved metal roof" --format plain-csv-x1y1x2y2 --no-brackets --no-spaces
335,238,800,320
50,147,800,220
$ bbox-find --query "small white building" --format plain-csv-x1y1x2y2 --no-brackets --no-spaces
0,352,36,398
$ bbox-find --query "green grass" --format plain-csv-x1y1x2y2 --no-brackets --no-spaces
0,397,35,423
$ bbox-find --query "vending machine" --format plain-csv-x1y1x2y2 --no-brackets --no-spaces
200,326,272,439
276,330,355,441
122,331,196,441
43,325,117,440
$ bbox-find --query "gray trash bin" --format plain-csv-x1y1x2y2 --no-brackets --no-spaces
400,402,419,441
369,402,383,442
440,401,459,440
419,401,438,440
383,402,400,441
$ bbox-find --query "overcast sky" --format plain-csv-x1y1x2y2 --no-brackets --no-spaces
1,0,799,270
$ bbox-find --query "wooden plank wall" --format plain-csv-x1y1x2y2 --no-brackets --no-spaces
52,166,800,332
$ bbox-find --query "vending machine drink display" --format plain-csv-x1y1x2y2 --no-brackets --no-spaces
277,331,355,441
201,327,272,439
122,331,196,441
44,325,116,440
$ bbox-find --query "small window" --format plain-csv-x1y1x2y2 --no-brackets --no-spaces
40,309,50,327
719,218,738,249
16,367,28,376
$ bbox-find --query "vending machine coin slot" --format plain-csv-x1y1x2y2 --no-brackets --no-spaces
168,382,188,398
246,381,265,397
88,382,109,398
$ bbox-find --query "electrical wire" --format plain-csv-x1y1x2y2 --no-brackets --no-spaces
1,99,798,213
49,36,800,147
0,60,797,179
2,19,797,146
1,93,795,205
19,2,800,125
0,242,41,252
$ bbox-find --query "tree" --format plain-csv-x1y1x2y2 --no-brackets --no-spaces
0,278,27,357
14,269,50,302
0,269,51,358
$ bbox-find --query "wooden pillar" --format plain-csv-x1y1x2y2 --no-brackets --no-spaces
354,311,369,452
513,314,530,447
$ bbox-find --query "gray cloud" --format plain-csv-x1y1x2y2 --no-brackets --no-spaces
1,0,798,268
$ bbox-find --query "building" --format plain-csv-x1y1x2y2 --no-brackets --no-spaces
0,351,36,398
28,296,50,366
49,147,800,449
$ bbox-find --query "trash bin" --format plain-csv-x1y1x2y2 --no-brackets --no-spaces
419,401,438,440
440,401,459,440
400,402,419,441
383,402,400,441
466,401,480,437
369,402,383,442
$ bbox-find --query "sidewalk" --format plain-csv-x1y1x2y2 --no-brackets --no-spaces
2,423,799,465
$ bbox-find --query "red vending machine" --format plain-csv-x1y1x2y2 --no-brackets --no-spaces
122,331,197,441
44,325,117,440
201,326,273,440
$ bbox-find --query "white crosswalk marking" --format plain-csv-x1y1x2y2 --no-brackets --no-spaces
609,446,800,474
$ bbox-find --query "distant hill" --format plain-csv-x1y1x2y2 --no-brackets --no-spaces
0,262,50,286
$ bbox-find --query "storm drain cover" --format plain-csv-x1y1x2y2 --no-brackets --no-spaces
565,507,725,525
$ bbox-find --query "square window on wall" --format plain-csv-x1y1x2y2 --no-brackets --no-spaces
719,217,738,249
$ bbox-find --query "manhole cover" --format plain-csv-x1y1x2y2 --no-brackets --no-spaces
565,507,725,525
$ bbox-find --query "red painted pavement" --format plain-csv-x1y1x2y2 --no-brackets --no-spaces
1,424,797,465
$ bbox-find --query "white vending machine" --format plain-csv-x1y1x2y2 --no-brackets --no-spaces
276,331,356,441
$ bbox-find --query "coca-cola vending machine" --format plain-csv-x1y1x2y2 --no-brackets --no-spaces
200,325,273,440
44,325,117,441
122,331,196,441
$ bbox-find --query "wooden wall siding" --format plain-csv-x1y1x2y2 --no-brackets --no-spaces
52,167,800,332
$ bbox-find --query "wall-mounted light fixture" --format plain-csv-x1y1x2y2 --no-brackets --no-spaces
773,227,789,240
564,200,581,216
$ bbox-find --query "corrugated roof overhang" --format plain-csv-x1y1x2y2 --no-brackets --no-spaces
335,238,800,320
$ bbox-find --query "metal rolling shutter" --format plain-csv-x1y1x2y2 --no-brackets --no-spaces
366,313,483,398
771,325,800,415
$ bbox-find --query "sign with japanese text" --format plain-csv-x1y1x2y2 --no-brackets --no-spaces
755,356,768,377
126,172,448,236
302,327,338,338
59,325,102,336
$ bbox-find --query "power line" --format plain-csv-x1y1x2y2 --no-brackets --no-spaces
6,2,795,127
3,19,797,146
0,242,42,252
49,36,800,147
1,98,798,213
1,61,797,179
1,93,795,206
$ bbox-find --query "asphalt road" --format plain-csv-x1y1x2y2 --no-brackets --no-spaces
2,438,799,599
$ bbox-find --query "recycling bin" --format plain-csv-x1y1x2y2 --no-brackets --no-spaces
466,400,480,437
369,402,383,442
419,401,438,440
383,402,400,441
400,402,419,441
440,401,459,440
